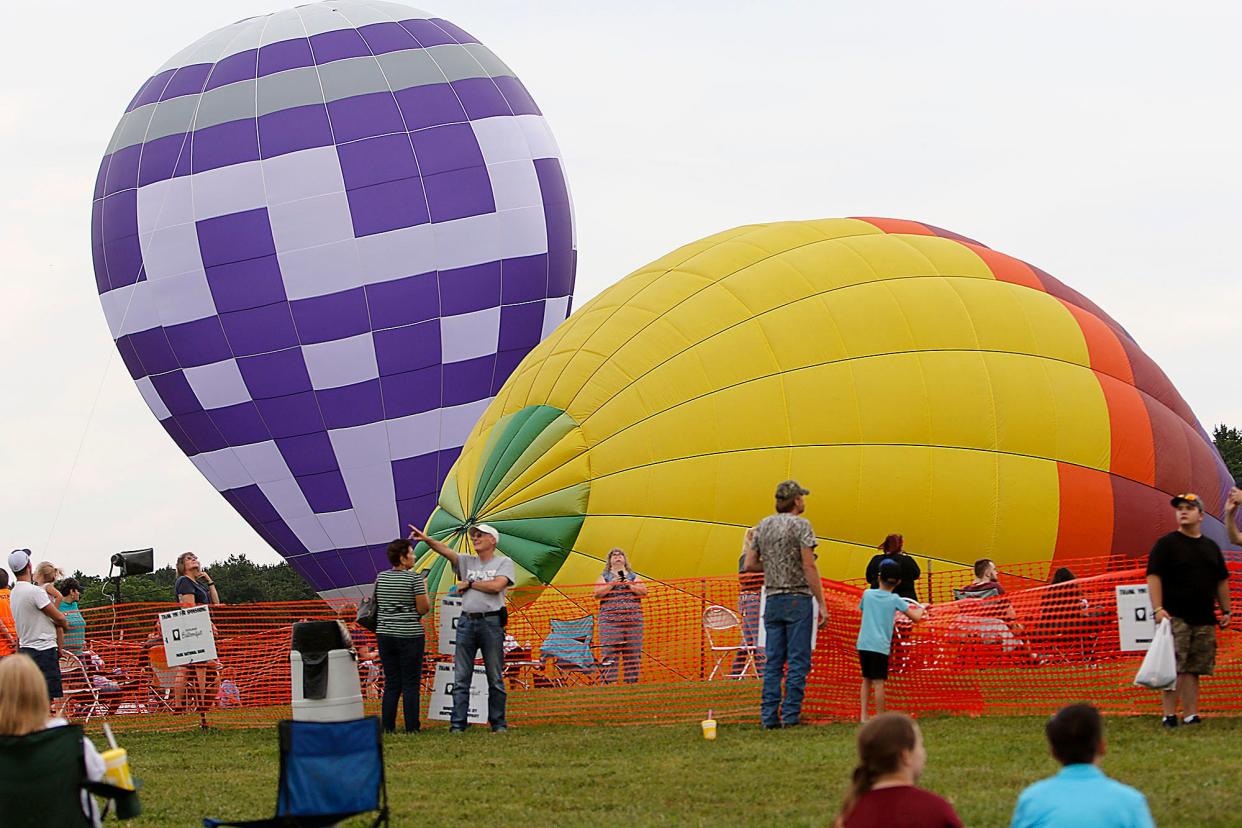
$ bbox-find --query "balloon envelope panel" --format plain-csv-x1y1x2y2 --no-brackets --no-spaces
421,218,1232,593
91,1,575,596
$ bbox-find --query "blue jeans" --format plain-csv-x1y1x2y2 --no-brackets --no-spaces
377,634,424,733
761,593,813,727
732,591,765,676
451,615,507,730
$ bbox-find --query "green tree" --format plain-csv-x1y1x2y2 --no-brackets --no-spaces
77,555,317,609
1214,424,1242,484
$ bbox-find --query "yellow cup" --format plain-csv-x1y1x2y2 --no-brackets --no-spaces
101,748,134,791
700,718,717,740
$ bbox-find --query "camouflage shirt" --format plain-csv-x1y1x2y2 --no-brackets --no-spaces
752,513,817,596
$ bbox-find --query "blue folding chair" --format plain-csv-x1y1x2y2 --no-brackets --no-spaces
539,615,601,685
204,717,388,827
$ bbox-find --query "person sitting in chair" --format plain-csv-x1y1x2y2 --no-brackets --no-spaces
955,559,1004,599
0,654,107,826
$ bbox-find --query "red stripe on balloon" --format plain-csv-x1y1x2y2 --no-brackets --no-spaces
1109,475,1171,560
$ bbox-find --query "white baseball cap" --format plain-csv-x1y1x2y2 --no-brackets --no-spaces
8,548,31,572
471,524,501,542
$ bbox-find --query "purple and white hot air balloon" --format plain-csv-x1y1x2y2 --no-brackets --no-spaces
90,1,575,599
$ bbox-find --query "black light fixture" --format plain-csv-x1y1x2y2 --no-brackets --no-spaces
105,548,155,603
110,548,154,577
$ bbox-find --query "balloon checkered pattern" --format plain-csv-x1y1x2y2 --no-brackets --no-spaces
90,1,576,597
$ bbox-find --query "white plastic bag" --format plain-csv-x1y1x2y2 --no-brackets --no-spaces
1134,618,1177,690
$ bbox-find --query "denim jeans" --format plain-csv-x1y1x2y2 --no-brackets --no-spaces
732,591,766,676
760,593,813,727
451,615,507,730
600,635,643,684
377,634,425,733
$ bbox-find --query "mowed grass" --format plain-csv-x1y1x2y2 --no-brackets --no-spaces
114,716,1242,827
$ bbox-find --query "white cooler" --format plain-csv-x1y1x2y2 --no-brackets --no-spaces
290,649,364,722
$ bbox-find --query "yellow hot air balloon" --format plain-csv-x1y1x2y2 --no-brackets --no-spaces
416,218,1234,597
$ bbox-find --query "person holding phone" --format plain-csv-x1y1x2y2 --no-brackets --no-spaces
594,548,647,683
172,552,221,712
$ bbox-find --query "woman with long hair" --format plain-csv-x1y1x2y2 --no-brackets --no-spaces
835,713,961,828
0,654,107,826
864,535,921,601
593,548,648,683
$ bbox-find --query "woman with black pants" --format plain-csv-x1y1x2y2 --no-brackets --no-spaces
375,538,430,733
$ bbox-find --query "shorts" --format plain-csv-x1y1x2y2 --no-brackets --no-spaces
20,646,62,699
858,650,890,680
1171,618,1216,676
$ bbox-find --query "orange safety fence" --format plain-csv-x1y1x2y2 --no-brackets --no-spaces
51,559,1241,733
841,553,1144,604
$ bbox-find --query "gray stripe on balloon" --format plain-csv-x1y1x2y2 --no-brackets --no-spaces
106,43,513,155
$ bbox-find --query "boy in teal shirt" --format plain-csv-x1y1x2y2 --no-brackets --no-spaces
1011,704,1154,828
858,559,924,722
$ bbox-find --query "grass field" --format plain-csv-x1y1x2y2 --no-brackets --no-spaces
109,715,1241,827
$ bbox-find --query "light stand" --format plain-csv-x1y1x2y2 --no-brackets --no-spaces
104,548,155,605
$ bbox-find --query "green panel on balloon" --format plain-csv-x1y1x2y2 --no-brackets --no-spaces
416,405,589,594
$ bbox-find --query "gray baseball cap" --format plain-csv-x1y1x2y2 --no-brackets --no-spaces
774,480,810,500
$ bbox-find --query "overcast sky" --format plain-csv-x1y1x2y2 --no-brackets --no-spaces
1,1,1238,579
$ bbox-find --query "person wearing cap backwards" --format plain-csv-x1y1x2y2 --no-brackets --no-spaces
6,548,70,706
409,522,515,733
1146,493,1231,728
742,480,829,729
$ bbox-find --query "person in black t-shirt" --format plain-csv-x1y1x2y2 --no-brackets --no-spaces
1146,493,1231,729
865,535,921,601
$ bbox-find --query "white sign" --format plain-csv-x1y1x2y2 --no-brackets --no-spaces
1117,583,1155,652
756,588,819,651
438,596,464,656
427,662,487,724
159,606,217,666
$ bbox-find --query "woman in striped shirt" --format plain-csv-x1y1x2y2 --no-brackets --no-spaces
376,538,431,734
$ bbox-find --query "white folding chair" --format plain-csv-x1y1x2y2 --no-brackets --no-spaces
703,605,756,680
57,651,105,723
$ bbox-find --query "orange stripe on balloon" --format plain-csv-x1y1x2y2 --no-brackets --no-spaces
1055,299,1134,384
1096,373,1157,487
1053,463,1114,562
960,243,1044,291
851,217,934,236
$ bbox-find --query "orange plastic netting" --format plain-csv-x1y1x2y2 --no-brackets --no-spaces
56,557,1240,732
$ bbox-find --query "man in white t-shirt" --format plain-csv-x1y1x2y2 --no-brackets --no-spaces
408,522,515,733
8,548,69,701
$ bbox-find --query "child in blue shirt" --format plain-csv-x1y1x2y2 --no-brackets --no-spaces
858,558,925,722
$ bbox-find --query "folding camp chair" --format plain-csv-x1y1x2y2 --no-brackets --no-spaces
0,724,140,827
59,650,106,723
204,716,388,828
539,616,601,686
143,643,179,713
703,605,757,680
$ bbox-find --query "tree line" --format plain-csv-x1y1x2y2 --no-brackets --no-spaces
74,553,318,608
1215,424,1242,484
